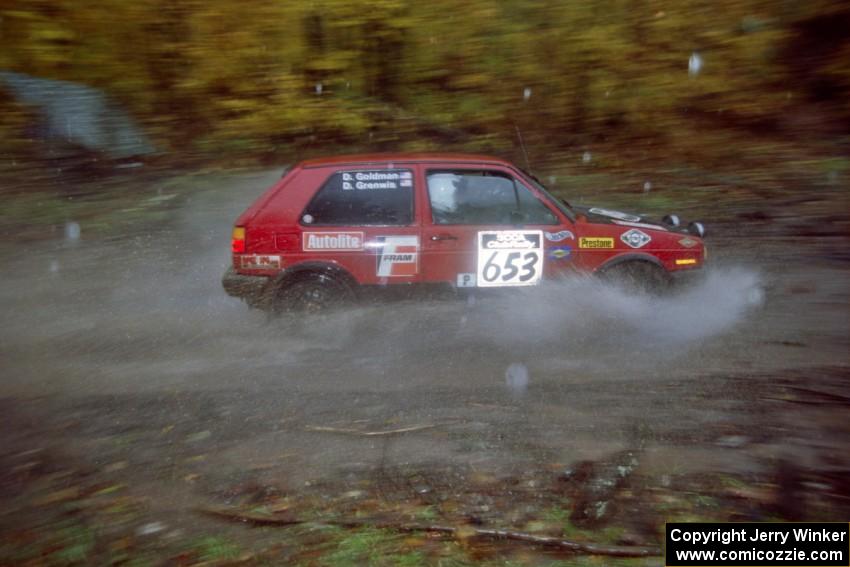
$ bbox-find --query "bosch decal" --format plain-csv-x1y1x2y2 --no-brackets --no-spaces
544,230,575,242
548,246,572,260
620,229,651,249
241,255,281,270
303,231,364,251
376,236,419,277
579,237,614,249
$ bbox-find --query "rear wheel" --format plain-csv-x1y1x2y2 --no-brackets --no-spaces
273,272,354,314
598,261,671,295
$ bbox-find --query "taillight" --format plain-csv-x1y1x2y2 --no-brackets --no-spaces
231,227,246,253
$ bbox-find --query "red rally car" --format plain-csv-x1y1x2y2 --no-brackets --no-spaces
222,153,706,312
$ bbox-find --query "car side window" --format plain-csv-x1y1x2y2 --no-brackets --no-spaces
426,170,558,225
302,169,414,226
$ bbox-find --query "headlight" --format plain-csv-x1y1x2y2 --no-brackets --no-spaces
688,221,705,237
662,214,681,227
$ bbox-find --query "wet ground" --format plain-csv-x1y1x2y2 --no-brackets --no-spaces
1,168,848,564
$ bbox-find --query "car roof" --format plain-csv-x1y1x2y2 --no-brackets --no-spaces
297,152,514,169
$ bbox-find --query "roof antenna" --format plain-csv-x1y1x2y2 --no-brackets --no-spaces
514,123,533,175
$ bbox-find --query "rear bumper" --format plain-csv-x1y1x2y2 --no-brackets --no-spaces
222,267,271,307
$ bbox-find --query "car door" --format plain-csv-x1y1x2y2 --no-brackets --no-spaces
298,165,422,285
420,166,575,288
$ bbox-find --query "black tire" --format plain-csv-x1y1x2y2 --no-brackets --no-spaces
598,261,671,295
273,272,354,314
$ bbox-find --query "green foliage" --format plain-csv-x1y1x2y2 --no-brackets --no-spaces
194,536,243,562
0,0,847,162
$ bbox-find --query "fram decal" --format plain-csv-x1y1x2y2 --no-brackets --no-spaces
376,235,418,277
579,237,614,249
548,246,572,260
303,231,364,251
544,230,575,242
588,208,641,222
241,255,281,270
620,228,651,249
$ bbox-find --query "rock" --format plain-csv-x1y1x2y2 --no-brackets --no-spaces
0,70,155,159
564,450,640,527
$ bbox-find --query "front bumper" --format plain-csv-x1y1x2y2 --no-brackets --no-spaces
669,265,704,289
222,267,272,308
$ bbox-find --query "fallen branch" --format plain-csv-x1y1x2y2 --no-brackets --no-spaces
304,424,438,436
201,507,661,558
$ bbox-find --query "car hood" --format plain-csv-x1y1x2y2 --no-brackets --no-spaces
572,205,695,235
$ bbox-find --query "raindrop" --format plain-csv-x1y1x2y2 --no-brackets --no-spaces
137,522,165,536
505,363,529,396
548,175,557,186
582,151,592,164
643,181,652,192
688,52,703,77
65,221,81,241
315,82,323,95
746,285,765,307
523,87,532,101
49,259,60,274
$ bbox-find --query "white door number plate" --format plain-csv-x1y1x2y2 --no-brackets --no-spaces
476,230,544,287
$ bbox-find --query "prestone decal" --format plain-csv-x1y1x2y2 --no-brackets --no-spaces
303,231,364,251
376,235,419,277
620,228,651,249
579,237,614,249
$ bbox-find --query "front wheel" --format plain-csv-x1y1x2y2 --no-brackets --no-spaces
598,261,671,295
273,272,354,314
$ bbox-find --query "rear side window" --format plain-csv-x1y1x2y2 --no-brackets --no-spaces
427,170,558,225
301,169,414,226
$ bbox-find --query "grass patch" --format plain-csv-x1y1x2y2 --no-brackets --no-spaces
193,535,243,562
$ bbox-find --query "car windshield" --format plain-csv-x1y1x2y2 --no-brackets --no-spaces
517,168,576,222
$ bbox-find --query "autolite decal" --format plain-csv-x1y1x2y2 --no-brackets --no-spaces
579,237,614,249
303,231,364,251
241,255,281,270
376,236,419,277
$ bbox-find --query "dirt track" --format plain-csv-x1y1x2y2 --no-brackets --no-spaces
1,168,848,558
